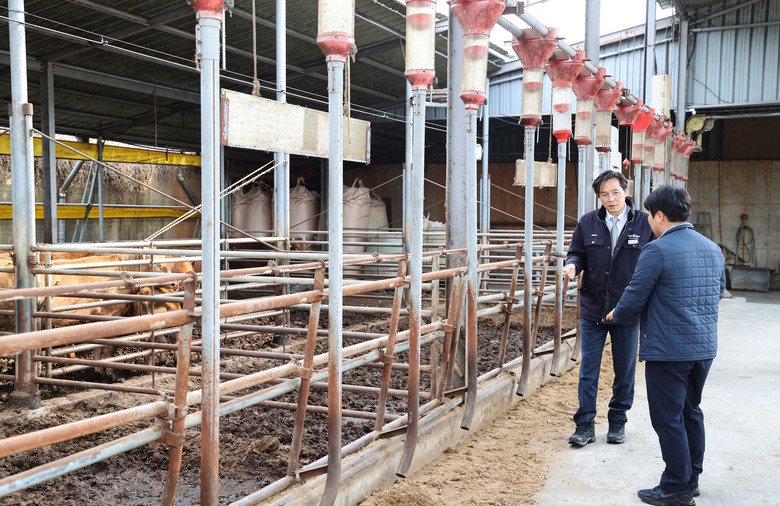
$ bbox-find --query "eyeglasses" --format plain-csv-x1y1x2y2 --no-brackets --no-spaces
599,190,624,200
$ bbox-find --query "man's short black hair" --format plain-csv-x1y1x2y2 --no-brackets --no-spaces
644,185,691,222
592,170,628,195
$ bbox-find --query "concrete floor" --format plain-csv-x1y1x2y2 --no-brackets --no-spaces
536,291,780,505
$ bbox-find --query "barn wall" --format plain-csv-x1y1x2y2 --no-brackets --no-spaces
349,161,582,232
688,160,780,272
0,156,201,244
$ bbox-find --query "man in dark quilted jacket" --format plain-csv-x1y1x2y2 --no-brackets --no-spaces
607,185,726,506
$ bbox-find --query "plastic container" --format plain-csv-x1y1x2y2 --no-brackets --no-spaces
574,98,594,146
631,131,645,164
405,0,436,87
595,110,612,153
460,33,490,104
521,68,544,127
551,86,572,142
317,0,355,58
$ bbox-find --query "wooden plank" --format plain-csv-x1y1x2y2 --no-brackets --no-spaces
220,90,370,163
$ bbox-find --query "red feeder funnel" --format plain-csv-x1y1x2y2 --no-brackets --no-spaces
545,51,585,87
451,0,506,106
594,82,623,111
614,98,643,127
645,116,663,139
683,138,697,157
633,105,655,133
511,27,559,69
656,121,673,143
573,66,606,101
450,0,507,37
189,0,229,18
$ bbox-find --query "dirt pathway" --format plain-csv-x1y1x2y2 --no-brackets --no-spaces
362,346,623,506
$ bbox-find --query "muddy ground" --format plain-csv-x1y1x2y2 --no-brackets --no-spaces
0,297,577,505
361,345,618,506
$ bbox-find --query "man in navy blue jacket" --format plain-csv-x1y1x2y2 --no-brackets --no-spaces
607,186,726,506
563,170,654,447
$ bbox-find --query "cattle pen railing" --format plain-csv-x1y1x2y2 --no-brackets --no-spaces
0,240,577,504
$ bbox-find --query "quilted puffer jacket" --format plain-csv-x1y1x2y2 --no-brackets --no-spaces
611,223,726,361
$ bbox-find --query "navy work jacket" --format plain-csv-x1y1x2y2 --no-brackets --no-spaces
565,199,654,324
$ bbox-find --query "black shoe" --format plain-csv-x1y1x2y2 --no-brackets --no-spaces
607,420,626,444
568,421,595,447
637,486,695,506
689,482,700,497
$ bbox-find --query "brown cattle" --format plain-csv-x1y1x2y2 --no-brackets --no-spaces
0,254,198,329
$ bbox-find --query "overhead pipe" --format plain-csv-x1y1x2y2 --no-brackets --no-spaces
396,0,436,478
544,50,584,376
188,0,229,503
450,0,507,429
501,1,657,116
510,25,558,396
316,0,355,503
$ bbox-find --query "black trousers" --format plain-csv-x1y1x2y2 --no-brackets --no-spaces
645,359,713,492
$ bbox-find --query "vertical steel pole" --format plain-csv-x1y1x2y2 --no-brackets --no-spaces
461,104,479,429
40,62,57,245
445,15,467,388
584,0,600,213
577,145,587,219
397,85,426,477
633,161,642,207
97,139,104,241
322,56,345,506
195,9,223,504
404,80,413,255
518,126,535,396
644,0,656,103
676,14,688,129
8,0,38,408
275,0,290,246
551,141,566,376
274,0,291,341
480,80,490,247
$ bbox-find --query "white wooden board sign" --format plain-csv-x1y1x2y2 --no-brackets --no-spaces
221,89,371,163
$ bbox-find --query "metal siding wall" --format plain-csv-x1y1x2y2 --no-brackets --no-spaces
719,10,738,104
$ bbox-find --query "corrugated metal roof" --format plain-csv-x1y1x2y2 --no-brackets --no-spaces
0,0,458,153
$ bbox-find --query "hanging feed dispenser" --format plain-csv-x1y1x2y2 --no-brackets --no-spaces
405,0,436,88
451,0,507,106
653,120,673,173
670,131,686,182
511,28,559,127
643,116,664,168
572,66,606,147
681,137,697,184
545,50,585,143
593,82,623,153
317,0,355,60
630,105,654,165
